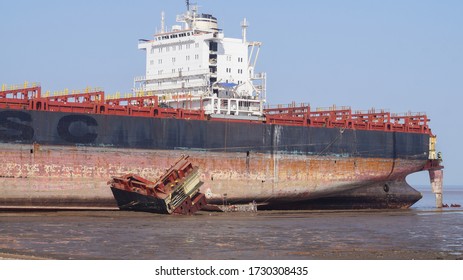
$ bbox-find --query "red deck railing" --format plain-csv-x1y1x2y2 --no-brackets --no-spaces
0,84,431,135
264,103,431,134
0,83,41,110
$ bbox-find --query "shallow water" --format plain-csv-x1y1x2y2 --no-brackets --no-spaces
1,185,462,260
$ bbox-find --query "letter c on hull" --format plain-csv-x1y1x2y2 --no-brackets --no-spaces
57,115,98,144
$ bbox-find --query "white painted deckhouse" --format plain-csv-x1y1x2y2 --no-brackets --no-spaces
134,3,266,119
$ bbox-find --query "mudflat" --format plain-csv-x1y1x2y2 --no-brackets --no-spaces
1,208,462,260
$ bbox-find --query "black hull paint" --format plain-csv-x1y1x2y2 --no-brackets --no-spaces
0,109,429,160
110,187,170,214
260,180,423,210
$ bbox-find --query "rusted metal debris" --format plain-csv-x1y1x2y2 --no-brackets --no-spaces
108,155,207,215
220,202,258,212
203,201,258,212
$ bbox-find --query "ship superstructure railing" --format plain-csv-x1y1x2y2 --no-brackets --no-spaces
0,83,432,135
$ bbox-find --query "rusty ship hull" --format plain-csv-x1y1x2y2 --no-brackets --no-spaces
0,108,430,210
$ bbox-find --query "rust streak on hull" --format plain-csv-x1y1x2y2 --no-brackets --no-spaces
0,143,426,209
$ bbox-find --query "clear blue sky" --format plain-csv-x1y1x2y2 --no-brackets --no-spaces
1,0,462,186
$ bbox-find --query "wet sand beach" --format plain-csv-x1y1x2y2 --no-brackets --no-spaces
1,206,462,260
1,186,462,260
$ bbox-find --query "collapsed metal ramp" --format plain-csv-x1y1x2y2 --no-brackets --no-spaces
108,155,206,215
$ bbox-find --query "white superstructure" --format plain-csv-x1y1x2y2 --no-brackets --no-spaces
134,3,266,118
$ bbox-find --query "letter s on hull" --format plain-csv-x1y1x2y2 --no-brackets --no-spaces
57,115,98,144
0,111,34,141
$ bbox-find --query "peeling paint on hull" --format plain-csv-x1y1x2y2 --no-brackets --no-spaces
0,144,426,209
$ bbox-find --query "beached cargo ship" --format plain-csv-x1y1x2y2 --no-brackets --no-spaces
0,3,443,210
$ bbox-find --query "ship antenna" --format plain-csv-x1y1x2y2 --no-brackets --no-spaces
186,0,190,11
161,11,165,33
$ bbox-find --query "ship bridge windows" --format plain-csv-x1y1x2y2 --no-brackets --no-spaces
200,14,217,20
239,101,251,107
